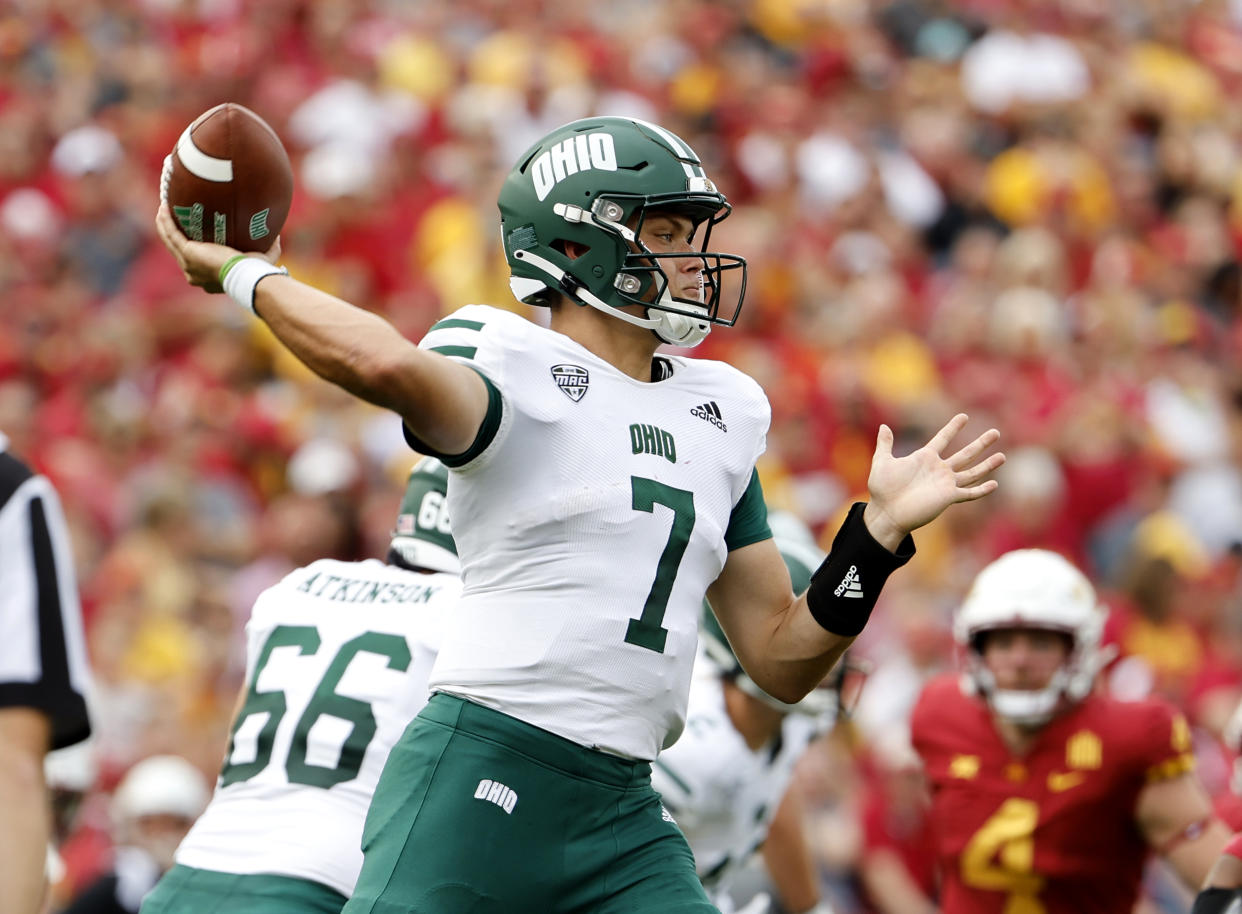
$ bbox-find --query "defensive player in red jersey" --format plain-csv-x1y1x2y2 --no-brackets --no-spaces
911,549,1230,914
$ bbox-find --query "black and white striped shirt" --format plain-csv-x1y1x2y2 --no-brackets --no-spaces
0,433,91,748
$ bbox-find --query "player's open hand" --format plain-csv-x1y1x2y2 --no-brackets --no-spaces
155,201,281,295
864,414,1003,547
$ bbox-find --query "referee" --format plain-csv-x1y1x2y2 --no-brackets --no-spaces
0,432,93,914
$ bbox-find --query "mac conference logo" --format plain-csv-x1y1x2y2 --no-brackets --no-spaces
551,364,589,402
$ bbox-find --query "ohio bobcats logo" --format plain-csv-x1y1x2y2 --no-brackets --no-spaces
474,779,518,814
249,208,271,240
531,133,617,201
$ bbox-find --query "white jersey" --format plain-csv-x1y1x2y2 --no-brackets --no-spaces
650,654,820,901
175,558,460,897
420,305,770,760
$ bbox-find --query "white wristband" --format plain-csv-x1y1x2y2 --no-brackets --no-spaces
221,256,288,314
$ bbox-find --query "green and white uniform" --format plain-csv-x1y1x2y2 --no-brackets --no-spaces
652,659,821,910
144,558,460,911
344,305,771,914
420,304,771,760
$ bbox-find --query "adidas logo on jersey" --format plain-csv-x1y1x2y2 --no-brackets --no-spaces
690,401,727,432
474,778,518,814
834,565,863,599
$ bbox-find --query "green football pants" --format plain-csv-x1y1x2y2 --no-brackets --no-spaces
140,864,347,913
343,693,720,914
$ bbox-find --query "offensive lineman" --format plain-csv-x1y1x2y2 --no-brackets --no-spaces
155,115,1003,912
912,549,1229,914
140,458,461,913
652,511,842,914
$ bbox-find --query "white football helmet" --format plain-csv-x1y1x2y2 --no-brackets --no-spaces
112,755,209,824
954,549,1107,726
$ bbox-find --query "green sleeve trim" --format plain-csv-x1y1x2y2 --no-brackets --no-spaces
430,345,478,359
430,317,486,332
402,367,503,468
724,469,770,551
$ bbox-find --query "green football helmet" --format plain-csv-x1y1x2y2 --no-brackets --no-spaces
702,511,857,721
498,116,747,348
387,456,459,574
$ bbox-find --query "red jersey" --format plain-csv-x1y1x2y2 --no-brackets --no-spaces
911,674,1194,914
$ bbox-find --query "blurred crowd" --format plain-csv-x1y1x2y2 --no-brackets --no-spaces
9,0,1242,911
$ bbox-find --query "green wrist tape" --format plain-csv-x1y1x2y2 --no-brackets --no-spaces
218,253,247,285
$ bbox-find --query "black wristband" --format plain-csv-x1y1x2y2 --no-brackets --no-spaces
805,502,915,636
1191,888,1242,914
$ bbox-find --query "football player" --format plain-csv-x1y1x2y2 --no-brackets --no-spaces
911,549,1230,914
651,511,845,914
155,115,1003,912
139,458,462,913
61,755,208,914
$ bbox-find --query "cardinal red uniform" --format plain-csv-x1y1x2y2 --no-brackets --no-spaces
911,673,1195,914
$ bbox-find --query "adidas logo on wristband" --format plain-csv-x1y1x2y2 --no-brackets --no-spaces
834,565,863,599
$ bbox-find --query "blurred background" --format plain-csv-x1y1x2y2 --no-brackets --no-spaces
8,0,1242,911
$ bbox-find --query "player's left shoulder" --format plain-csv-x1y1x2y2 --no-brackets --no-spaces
665,354,767,402
661,355,771,433
1071,692,1192,767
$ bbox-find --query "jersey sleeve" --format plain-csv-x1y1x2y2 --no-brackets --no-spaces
724,469,770,551
0,454,92,749
404,307,509,467
909,675,963,774
1133,699,1196,784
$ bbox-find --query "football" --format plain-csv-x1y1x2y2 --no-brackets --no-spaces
165,102,293,253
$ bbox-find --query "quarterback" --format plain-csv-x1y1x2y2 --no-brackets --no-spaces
912,549,1229,914
155,115,1003,912
140,458,462,913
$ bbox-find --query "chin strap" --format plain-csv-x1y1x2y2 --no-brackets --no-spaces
512,248,710,347
968,666,1069,726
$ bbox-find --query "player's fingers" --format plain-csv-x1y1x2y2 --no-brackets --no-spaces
155,202,187,260
955,478,999,503
945,427,1001,470
955,451,1006,487
873,423,894,460
263,235,282,263
925,413,969,455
